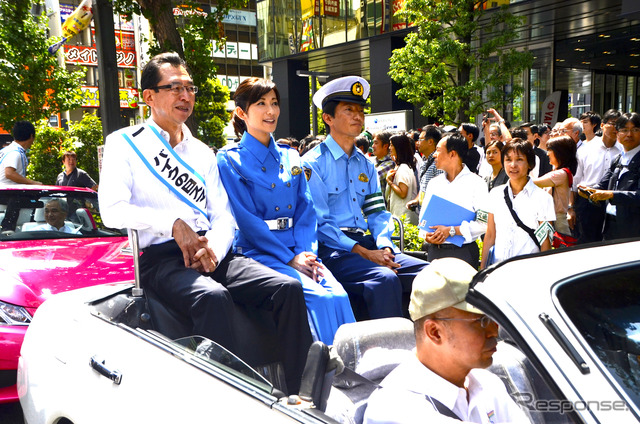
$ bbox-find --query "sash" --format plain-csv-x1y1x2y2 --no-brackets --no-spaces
0,144,27,175
122,124,208,217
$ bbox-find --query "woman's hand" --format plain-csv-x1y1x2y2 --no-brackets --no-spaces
288,252,325,282
386,169,397,185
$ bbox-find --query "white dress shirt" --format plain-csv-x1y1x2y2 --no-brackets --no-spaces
573,138,623,190
486,179,555,263
422,165,489,243
364,354,531,424
32,223,76,233
99,119,235,261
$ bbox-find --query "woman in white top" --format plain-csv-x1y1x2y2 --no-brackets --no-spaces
385,133,419,224
533,135,577,235
481,139,555,269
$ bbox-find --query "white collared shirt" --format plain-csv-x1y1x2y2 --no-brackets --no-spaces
99,119,235,261
33,223,76,233
573,138,623,189
364,354,531,424
486,179,555,263
422,165,489,243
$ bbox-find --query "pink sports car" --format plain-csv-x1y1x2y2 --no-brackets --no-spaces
0,185,132,403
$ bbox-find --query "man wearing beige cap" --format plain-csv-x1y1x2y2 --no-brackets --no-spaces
364,258,530,423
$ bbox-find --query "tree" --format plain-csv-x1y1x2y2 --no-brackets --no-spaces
388,0,533,124
113,0,244,133
0,0,84,132
195,77,230,148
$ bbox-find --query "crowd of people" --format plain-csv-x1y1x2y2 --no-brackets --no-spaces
274,107,639,270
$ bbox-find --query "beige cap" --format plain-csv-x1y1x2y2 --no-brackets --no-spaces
409,258,483,321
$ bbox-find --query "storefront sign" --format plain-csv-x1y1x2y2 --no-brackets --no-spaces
65,45,136,68
301,0,340,18
220,9,257,26
81,86,139,109
213,41,257,60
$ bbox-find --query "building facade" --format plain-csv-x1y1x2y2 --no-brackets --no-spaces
256,0,640,139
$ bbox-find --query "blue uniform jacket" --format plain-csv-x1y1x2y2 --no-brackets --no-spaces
302,135,397,253
217,132,318,264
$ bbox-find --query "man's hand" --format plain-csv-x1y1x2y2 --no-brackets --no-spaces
589,189,614,202
172,219,217,273
352,244,400,272
425,225,453,245
288,252,325,282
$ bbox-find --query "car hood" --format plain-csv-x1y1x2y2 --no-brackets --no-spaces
0,237,133,312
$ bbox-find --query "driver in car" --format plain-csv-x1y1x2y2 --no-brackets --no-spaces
364,258,531,423
33,199,75,233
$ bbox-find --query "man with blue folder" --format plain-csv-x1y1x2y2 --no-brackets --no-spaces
302,76,429,320
420,133,488,268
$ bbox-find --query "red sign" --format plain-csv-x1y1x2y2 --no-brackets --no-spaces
65,45,137,68
322,0,340,16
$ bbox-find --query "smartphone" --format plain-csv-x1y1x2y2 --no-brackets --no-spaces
578,187,592,197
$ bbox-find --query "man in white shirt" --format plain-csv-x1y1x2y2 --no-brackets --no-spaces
0,121,42,186
33,199,76,233
364,258,531,423
421,133,488,269
571,109,623,243
99,52,311,394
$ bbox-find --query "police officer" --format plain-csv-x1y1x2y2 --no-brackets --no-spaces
302,76,429,320
217,77,355,345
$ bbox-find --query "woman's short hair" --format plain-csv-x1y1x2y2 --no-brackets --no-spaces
501,138,536,170
232,77,280,137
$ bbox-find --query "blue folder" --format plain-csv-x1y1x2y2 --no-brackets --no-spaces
418,194,476,247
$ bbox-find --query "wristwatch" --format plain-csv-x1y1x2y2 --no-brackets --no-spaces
449,226,456,237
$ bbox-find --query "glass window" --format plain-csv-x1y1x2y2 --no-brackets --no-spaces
555,68,592,118
556,265,640,411
529,49,552,124
0,189,125,240
627,76,636,113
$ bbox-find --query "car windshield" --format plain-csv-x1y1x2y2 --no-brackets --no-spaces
556,264,640,410
0,189,125,240
172,336,273,393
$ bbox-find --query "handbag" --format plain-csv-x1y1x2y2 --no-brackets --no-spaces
552,231,577,249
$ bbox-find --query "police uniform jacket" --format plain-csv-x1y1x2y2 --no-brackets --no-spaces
302,135,396,253
217,132,317,264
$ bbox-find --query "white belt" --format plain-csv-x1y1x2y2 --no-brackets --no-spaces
265,217,293,230
340,227,366,235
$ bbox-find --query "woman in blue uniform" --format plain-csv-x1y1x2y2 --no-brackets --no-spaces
217,77,355,345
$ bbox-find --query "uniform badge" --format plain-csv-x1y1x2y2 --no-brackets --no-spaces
358,173,369,182
291,166,302,176
303,166,312,181
351,82,364,97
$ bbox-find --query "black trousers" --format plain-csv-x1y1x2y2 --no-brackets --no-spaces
426,242,479,270
575,196,605,243
140,240,312,394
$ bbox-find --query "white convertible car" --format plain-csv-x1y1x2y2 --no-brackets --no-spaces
18,239,640,423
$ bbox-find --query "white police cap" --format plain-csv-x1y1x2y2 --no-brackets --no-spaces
312,76,370,109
